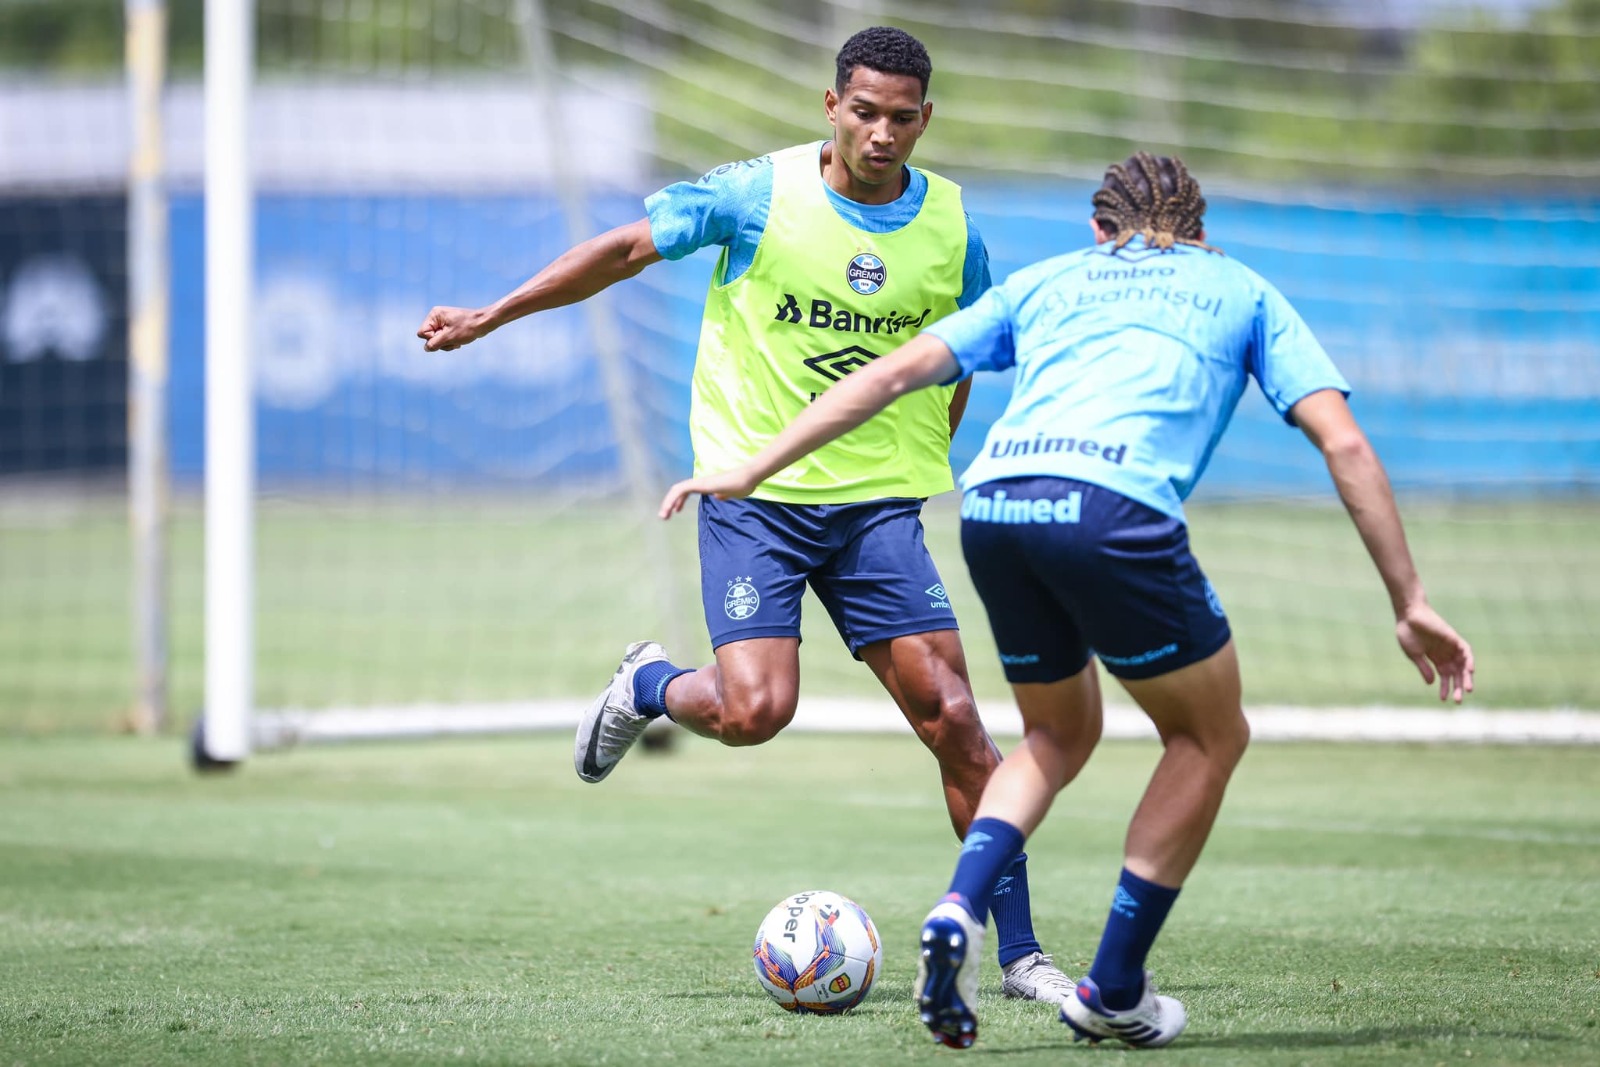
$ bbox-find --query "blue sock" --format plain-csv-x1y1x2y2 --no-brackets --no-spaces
944,817,1026,926
632,660,691,720
990,852,1043,967
1087,868,1181,1011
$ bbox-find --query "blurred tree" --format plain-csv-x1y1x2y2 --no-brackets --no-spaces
1388,0,1600,167
0,0,1592,182
0,0,124,71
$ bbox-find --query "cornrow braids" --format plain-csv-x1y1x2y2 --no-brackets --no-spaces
1091,152,1220,255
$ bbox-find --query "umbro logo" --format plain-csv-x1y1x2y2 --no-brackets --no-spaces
1111,886,1141,918
1096,244,1168,263
926,583,951,610
960,831,993,854
804,346,878,382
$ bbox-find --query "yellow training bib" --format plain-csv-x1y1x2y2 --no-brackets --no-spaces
689,142,968,503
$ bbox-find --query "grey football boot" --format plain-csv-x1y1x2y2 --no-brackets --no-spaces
1000,950,1076,1003
574,641,670,783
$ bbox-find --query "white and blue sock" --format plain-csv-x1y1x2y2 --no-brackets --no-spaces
632,660,690,720
1086,867,1181,1011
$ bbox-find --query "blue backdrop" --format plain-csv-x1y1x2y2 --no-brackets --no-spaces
166,187,1599,499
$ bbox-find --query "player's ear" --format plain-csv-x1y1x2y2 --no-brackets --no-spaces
824,86,839,125
1090,218,1109,243
920,100,932,130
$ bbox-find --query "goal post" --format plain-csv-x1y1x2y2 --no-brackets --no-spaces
197,0,255,764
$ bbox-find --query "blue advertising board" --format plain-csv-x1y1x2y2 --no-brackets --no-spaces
0,196,128,475
165,187,1599,498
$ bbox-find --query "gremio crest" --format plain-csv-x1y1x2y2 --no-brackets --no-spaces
846,252,886,295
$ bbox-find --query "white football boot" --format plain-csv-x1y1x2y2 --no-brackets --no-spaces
1060,971,1188,1048
574,641,669,783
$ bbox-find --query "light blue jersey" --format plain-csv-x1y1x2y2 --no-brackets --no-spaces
645,142,991,308
928,236,1349,522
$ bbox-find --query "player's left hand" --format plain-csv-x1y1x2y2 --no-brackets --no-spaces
1395,601,1475,703
658,470,760,519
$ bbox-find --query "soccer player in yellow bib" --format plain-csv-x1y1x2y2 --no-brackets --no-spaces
417,27,1072,1002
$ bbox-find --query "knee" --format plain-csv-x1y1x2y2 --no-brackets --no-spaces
1028,709,1103,764
1174,708,1250,771
717,691,797,746
914,693,996,766
1218,709,1251,766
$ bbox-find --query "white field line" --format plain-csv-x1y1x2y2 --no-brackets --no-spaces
250,699,1600,749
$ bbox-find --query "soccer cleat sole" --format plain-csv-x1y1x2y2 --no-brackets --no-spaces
575,686,613,783
1060,1011,1102,1044
917,918,977,1050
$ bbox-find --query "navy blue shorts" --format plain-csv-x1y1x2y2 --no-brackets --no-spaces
698,495,958,656
959,476,1231,683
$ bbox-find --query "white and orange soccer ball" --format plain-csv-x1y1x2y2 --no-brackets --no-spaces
752,890,882,1014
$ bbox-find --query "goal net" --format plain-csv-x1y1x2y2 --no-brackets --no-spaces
1,0,1595,751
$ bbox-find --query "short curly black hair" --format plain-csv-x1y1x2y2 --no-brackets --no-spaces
834,26,931,98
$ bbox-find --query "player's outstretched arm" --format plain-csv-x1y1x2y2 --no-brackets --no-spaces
417,218,662,352
658,333,961,517
1291,388,1475,702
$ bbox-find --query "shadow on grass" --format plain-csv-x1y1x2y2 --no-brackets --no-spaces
1181,1026,1576,1051
888,1026,1578,1057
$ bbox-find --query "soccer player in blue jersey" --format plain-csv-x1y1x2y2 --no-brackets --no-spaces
417,27,1073,1001
659,152,1475,1049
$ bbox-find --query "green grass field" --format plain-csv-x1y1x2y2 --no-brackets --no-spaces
1,733,1596,1066
3,492,1595,735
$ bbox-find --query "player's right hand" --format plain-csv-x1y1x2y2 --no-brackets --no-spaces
1395,602,1475,703
417,306,489,352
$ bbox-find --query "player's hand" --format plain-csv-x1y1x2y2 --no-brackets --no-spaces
658,470,761,519
417,306,491,352
1395,602,1475,703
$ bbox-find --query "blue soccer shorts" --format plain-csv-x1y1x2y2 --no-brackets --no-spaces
958,476,1231,683
697,495,959,656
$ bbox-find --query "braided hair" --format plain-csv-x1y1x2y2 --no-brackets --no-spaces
1091,152,1220,254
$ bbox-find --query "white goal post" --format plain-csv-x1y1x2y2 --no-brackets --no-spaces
198,0,254,764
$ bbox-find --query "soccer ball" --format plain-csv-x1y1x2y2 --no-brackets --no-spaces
752,890,882,1014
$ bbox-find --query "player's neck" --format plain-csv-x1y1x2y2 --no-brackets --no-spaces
820,142,910,206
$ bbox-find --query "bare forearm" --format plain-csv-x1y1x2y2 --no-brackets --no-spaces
484,222,659,332
744,335,958,485
1324,439,1425,616
746,367,911,482
657,335,962,517
419,219,660,353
